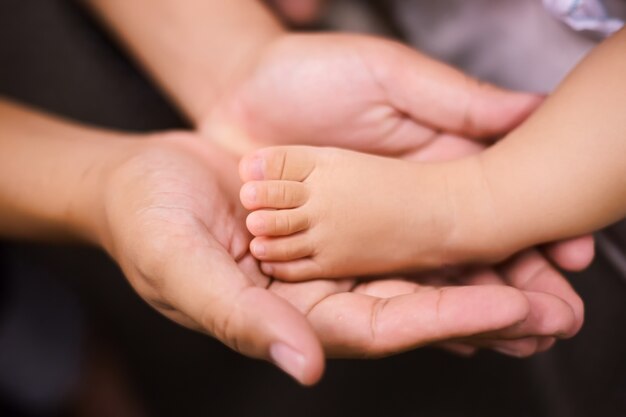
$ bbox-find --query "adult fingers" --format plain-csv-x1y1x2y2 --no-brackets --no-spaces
401,134,486,163
437,342,478,357
480,292,574,345
361,268,574,343
448,250,583,340
499,249,584,338
305,285,530,358
544,234,596,272
454,251,582,342
369,41,544,139
152,233,324,385
466,337,555,358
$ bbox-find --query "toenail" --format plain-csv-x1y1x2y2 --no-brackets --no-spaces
252,243,266,257
249,157,265,180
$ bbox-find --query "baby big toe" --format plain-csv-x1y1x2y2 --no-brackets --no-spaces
250,235,314,262
247,209,310,237
240,181,309,210
239,146,318,181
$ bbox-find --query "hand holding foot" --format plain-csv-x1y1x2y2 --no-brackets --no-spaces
209,31,594,274
236,143,587,357
99,133,580,375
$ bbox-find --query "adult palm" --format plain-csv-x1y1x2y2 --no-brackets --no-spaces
101,132,583,387
203,32,589,356
207,32,594,262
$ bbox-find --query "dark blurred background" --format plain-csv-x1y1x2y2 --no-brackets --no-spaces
1,1,626,416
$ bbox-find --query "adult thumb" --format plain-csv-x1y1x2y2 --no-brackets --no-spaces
158,237,325,385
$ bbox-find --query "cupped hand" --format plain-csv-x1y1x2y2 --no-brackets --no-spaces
98,132,325,385
263,135,587,359
273,246,584,359
203,33,591,356
207,31,594,270
95,132,583,387
205,33,541,157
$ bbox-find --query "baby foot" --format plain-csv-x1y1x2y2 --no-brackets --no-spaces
238,146,465,281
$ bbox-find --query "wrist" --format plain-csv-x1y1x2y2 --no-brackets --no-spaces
68,135,139,251
90,0,288,128
174,4,289,127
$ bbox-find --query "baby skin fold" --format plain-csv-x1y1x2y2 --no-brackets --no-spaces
240,28,626,281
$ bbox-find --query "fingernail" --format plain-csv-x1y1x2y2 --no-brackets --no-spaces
270,342,306,384
252,243,266,257
249,157,265,180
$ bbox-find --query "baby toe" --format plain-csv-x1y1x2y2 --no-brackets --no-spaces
246,209,310,237
239,146,318,181
261,259,325,281
250,235,314,262
240,181,309,210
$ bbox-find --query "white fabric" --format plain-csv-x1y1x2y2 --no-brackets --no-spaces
543,0,624,37
392,0,597,92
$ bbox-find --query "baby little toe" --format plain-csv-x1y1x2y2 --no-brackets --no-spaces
261,259,325,281
250,234,314,262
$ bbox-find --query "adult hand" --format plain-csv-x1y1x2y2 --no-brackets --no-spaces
259,137,587,360
86,2,589,363
99,132,324,385
272,247,584,359
205,32,594,270
206,33,541,156
96,132,581,387
204,33,591,355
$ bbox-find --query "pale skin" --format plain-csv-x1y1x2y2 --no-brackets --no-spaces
239,27,626,281
78,0,592,382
